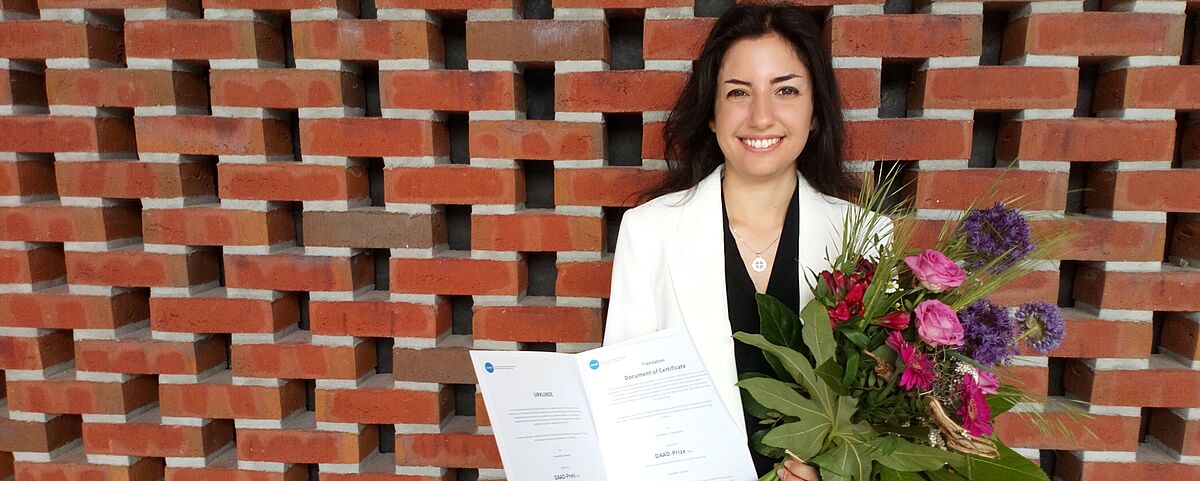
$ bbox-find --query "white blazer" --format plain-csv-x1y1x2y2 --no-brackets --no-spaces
602,164,891,438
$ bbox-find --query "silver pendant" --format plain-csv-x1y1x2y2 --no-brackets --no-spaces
751,256,767,272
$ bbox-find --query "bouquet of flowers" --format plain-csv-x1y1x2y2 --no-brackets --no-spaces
736,173,1080,481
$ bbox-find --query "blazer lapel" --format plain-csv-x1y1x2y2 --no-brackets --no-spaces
665,166,730,347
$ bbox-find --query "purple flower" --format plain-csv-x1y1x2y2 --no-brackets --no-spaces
958,202,1034,273
957,372,994,437
958,299,1019,365
1016,301,1065,353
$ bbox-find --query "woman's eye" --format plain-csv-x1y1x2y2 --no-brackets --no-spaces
779,86,799,95
727,89,747,98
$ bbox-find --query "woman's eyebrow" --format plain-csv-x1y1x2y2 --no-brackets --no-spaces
722,74,802,86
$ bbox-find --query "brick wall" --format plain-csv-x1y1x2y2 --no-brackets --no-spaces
0,0,1198,480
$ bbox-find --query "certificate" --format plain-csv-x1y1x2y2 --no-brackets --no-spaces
470,327,758,481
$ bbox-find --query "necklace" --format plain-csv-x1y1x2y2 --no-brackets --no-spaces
729,223,783,273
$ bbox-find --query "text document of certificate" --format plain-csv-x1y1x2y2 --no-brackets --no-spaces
470,327,758,481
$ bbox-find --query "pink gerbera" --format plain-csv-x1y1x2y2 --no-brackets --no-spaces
957,373,994,437
886,331,936,392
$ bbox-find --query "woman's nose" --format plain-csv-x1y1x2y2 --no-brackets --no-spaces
748,93,776,128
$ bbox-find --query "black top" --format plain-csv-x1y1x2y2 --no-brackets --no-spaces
722,179,801,477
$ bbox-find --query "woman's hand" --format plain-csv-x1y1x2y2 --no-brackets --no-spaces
777,459,820,481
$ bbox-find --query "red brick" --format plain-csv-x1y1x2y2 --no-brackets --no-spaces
554,0,691,7
1002,13,1184,62
996,119,1176,163
468,120,602,160
467,20,608,65
910,67,1077,110
554,167,665,207
844,119,972,161
210,69,363,109
0,203,141,243
65,247,220,288
315,378,451,424
83,419,233,458
55,160,216,199
472,212,603,251
829,15,981,59
300,118,447,157
0,412,80,453
556,259,612,298
7,375,157,415
1065,358,1200,407
0,115,135,153
643,18,712,61
382,70,521,111
46,68,210,108
391,256,526,296
908,168,1067,211
224,249,373,292
1073,264,1200,311
143,205,295,246
203,0,349,8
292,20,442,61
75,334,226,376
0,159,56,197
160,374,304,420
0,245,65,285
217,162,369,201
309,292,450,338
0,21,122,62
1173,215,1200,261
1160,313,1200,361
0,330,73,371
1086,170,1200,213
1057,450,1200,481
125,20,284,61
136,116,291,156
987,269,1058,306
556,70,687,112
1094,66,1200,111
1149,408,1200,456
1019,314,1153,360
835,68,882,110
0,286,149,330
994,411,1140,452
15,457,165,481
473,304,603,343
151,289,299,335
41,0,199,9
395,428,501,468
384,166,523,205
237,423,378,464
230,334,376,380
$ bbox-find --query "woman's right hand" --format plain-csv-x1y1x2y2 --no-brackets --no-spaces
776,459,820,481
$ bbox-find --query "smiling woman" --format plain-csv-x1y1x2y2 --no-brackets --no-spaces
603,2,880,481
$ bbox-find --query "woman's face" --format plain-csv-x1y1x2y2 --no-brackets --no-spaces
709,33,816,181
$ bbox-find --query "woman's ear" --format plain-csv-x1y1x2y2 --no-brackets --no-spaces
709,119,715,132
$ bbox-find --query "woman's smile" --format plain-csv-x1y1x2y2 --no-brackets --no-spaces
738,136,785,153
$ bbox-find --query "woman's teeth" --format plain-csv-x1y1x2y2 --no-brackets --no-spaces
741,137,782,149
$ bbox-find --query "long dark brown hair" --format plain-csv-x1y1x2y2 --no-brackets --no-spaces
638,1,859,204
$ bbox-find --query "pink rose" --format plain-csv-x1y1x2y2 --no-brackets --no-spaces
904,249,966,293
974,370,999,395
914,300,965,347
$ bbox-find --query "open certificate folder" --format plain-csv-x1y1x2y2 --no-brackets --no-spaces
469,327,758,481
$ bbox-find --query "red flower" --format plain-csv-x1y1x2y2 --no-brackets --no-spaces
845,282,866,305
879,311,911,330
829,301,851,327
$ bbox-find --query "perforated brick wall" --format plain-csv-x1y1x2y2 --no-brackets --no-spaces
0,0,1198,480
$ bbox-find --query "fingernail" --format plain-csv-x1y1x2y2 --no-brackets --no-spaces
777,468,785,478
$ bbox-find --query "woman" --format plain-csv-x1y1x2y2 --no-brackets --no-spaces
603,3,890,480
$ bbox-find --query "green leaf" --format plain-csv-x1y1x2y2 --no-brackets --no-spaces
842,349,861,388
739,372,778,420
800,298,836,365
816,359,849,396
959,439,1050,481
734,333,835,415
761,414,832,460
842,329,872,349
737,377,830,422
758,293,803,351
830,396,873,442
924,467,969,481
874,438,965,472
987,384,1023,419
878,466,926,481
751,427,785,458
811,439,875,481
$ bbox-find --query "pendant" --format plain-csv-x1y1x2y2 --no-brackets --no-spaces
751,255,767,272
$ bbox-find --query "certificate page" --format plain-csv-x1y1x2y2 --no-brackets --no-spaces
579,327,758,481
470,351,607,481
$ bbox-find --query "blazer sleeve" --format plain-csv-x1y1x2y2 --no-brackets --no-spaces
603,208,661,346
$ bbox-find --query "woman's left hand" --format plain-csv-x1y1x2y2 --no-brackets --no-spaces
777,459,820,481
